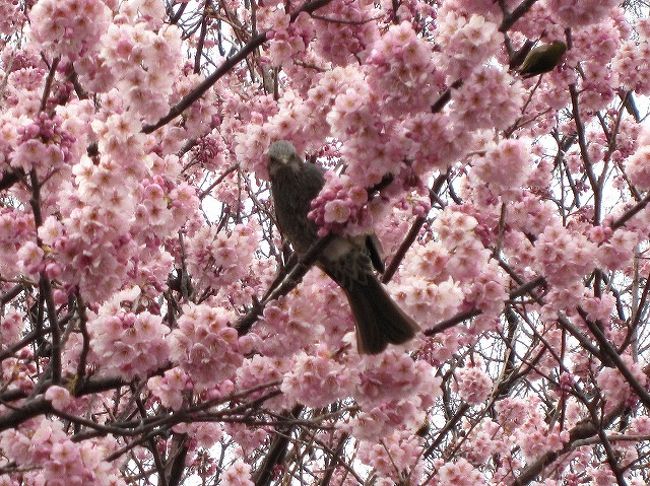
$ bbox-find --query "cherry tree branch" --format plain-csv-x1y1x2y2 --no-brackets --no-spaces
499,0,540,32
235,233,334,335
142,0,334,134
510,405,626,485
569,83,602,224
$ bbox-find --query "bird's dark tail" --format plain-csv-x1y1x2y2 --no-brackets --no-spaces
343,276,420,354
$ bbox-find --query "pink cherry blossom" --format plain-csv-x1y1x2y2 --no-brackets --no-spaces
168,303,246,390
44,386,72,411
281,352,355,407
438,457,486,485
455,363,493,404
221,459,254,486
1,1,650,484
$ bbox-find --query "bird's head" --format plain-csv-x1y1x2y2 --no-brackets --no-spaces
268,140,302,176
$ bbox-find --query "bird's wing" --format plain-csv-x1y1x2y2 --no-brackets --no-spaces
365,233,385,274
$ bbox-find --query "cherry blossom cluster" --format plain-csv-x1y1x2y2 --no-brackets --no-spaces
37,201,131,303
171,68,221,139
30,116,197,303
459,418,507,466
185,222,258,290
221,459,254,486
507,193,557,238
432,209,492,282
354,351,441,408
147,367,190,411
259,8,313,67
357,430,423,482
416,329,463,366
394,274,464,328
1,351,35,395
11,112,76,175
0,310,22,348
87,287,170,379
346,397,426,441
44,385,73,411
402,112,473,176
310,0,378,66
435,11,502,79
461,261,508,319
472,138,532,196
168,303,251,390
325,71,399,188
190,131,228,174
308,171,369,235
451,67,525,131
0,418,125,485
172,422,224,453
534,223,597,287
98,19,183,122
235,355,287,411
133,178,199,260
254,275,334,355
1,210,35,278
1,55,50,118
223,423,269,457
0,0,22,35
514,417,570,462
625,122,650,189
454,362,493,404
441,0,519,20
591,226,638,271
29,0,111,61
330,352,441,446
596,356,648,413
548,0,620,27
280,351,355,407
437,457,486,486
366,21,442,115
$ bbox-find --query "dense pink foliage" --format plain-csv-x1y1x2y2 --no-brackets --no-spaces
1,0,650,484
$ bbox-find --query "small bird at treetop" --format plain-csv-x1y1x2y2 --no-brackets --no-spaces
267,140,420,354
516,40,567,78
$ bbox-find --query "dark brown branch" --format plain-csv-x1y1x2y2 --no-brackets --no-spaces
40,56,60,112
499,0,539,32
194,4,209,74
382,215,424,284
253,405,303,486
424,308,482,337
319,433,349,486
0,398,52,431
0,168,24,191
610,191,650,230
382,173,447,283
510,405,625,485
569,84,601,224
142,0,333,134
74,291,90,395
198,164,240,199
431,79,463,113
0,283,23,305
577,307,650,408
236,234,334,335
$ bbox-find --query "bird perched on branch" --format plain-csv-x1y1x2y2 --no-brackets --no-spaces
516,40,567,78
267,140,420,354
